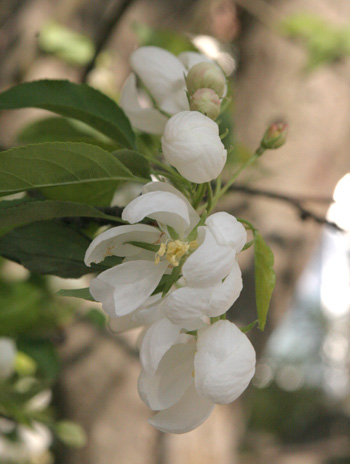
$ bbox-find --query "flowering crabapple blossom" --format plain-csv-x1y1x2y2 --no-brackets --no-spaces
161,111,227,183
138,320,256,433
120,46,212,134
84,183,245,325
85,181,200,317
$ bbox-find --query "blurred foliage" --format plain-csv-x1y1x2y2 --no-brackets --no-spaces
132,22,197,55
0,260,88,462
39,21,95,66
280,14,350,70
248,382,350,444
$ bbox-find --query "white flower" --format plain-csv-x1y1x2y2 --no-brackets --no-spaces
120,46,211,134
0,337,16,380
85,182,200,318
162,211,246,330
85,183,246,328
138,319,256,433
161,111,227,183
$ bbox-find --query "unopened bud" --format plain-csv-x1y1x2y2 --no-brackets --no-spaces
261,122,288,149
190,88,221,120
186,62,226,98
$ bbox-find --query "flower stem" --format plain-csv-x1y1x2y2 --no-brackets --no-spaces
209,146,265,212
192,183,206,210
206,182,213,212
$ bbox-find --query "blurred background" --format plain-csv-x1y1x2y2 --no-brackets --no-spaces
0,0,350,463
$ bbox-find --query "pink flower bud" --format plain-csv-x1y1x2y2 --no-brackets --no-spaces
186,62,226,98
189,88,221,120
261,122,288,149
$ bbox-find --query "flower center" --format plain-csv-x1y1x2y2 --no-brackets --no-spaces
155,239,198,267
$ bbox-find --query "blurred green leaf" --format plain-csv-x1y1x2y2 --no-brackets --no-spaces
39,21,94,65
0,281,44,336
85,309,106,328
17,117,119,151
0,80,135,148
132,23,197,55
0,142,146,205
55,421,87,448
254,232,276,330
0,275,74,337
136,132,161,158
17,339,60,381
280,14,350,70
15,352,37,376
0,198,123,231
57,287,94,301
0,221,122,278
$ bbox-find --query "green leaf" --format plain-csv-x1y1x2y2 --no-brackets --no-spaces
126,241,159,252
0,198,123,231
112,149,151,179
240,320,258,333
0,221,122,278
0,142,146,204
57,287,95,301
254,232,276,331
39,21,94,65
55,421,87,448
17,117,119,151
0,80,135,148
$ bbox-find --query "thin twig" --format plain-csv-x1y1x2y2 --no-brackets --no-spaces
81,0,137,82
229,184,343,231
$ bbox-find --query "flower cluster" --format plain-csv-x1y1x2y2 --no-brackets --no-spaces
120,46,228,184
85,45,257,433
85,182,256,433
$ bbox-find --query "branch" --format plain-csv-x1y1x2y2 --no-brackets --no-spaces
81,0,137,82
229,184,343,231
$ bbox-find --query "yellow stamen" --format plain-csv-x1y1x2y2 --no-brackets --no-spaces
154,238,195,267
158,242,166,257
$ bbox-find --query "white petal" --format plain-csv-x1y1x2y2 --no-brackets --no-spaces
138,343,195,411
84,224,162,265
206,212,247,252
133,297,167,325
0,338,16,380
148,383,214,434
120,73,168,134
161,111,227,183
194,321,256,404
164,261,242,328
182,227,236,286
178,51,212,70
108,312,142,332
142,181,200,236
90,260,168,316
140,318,182,374
122,190,191,238
130,46,188,114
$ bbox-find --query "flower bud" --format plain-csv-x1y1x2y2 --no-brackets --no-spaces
189,88,221,120
186,62,226,98
261,122,288,149
162,111,227,184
